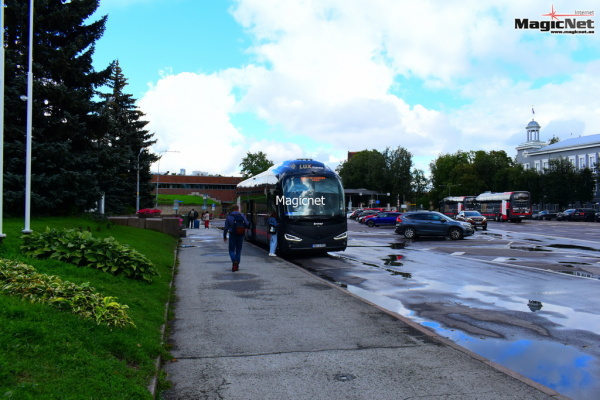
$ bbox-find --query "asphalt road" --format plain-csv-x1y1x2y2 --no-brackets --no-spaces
286,218,600,400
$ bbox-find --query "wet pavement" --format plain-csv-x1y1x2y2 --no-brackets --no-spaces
160,225,564,399
287,220,600,399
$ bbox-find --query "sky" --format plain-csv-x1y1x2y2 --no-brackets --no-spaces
90,0,600,177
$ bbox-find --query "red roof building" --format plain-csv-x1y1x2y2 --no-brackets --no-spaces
151,174,244,204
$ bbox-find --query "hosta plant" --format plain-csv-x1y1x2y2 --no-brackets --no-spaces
0,259,135,328
21,228,159,282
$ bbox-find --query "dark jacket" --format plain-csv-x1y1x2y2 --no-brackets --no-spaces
223,211,249,238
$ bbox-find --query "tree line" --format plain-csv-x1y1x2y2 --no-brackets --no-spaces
3,0,157,216
337,148,596,210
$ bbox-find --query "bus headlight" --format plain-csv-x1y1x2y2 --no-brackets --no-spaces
284,233,302,242
334,232,347,240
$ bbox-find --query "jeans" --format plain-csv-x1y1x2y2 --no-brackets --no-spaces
228,234,245,263
269,234,277,254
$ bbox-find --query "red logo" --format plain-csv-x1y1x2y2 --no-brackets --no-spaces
542,4,581,20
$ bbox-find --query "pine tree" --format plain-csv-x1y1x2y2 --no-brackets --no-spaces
97,61,158,214
3,0,112,216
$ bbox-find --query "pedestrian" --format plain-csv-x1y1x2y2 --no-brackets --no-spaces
268,211,278,256
203,211,210,229
223,205,249,272
188,209,197,229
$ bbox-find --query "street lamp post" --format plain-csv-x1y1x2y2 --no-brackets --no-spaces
0,0,6,241
154,150,179,208
136,148,143,212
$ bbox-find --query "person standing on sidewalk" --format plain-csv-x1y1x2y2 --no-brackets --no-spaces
268,212,278,256
203,211,210,229
223,205,249,272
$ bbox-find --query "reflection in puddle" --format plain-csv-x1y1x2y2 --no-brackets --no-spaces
421,321,599,400
382,255,403,266
347,286,599,400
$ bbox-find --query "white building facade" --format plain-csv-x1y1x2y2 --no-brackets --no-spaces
515,118,600,203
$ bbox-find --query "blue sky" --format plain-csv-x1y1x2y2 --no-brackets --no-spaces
90,0,600,176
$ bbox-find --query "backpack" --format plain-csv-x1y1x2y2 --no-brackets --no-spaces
232,214,246,236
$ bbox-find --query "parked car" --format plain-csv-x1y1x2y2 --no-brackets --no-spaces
357,210,380,223
532,210,558,220
556,208,596,221
348,209,364,219
395,211,474,240
366,212,402,227
455,211,487,230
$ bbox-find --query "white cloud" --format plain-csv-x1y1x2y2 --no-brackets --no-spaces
138,0,600,177
138,71,246,176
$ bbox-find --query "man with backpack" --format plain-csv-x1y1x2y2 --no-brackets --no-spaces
223,204,249,272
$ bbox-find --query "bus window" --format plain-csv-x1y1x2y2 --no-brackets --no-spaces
281,176,344,217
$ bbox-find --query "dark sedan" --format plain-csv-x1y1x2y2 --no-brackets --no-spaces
557,208,596,222
532,210,558,220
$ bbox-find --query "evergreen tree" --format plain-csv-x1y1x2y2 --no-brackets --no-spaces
3,0,112,216
97,62,158,214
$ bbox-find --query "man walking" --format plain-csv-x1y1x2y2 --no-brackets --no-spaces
223,205,249,272
187,209,197,229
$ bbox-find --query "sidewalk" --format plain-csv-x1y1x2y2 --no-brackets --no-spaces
160,224,566,399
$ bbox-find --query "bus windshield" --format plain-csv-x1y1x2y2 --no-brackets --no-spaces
280,175,344,218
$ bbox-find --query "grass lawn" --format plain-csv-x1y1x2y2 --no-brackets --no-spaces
0,216,179,399
157,194,218,207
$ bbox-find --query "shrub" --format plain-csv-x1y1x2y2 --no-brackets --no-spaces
0,259,135,328
21,228,159,282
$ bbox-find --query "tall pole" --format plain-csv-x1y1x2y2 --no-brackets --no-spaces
0,0,6,241
136,148,143,212
154,150,178,208
22,0,34,234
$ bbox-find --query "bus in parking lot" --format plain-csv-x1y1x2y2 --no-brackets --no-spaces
439,196,476,217
474,191,532,222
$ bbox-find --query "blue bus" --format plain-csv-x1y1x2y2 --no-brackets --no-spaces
236,159,347,253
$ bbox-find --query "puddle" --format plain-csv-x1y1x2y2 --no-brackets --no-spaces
558,270,600,280
382,255,403,266
346,286,600,400
385,269,412,278
302,267,347,288
332,253,412,277
559,261,591,265
420,321,600,400
509,244,551,252
548,244,600,252
179,245,197,248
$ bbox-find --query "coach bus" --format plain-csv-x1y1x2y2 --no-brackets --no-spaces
474,191,532,222
236,159,347,253
439,196,477,217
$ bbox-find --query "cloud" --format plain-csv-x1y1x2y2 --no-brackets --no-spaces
138,71,245,176
138,0,600,177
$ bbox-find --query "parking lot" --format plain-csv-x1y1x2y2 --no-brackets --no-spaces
287,218,600,400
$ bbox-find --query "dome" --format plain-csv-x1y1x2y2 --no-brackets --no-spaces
526,119,541,129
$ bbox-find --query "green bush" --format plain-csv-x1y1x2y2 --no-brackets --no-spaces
0,259,135,328
21,228,159,282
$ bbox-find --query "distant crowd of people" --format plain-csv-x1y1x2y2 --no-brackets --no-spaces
187,209,211,229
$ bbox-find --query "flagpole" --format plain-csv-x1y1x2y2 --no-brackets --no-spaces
22,0,34,234
0,0,6,241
